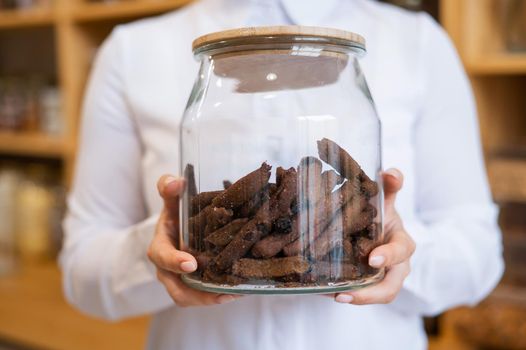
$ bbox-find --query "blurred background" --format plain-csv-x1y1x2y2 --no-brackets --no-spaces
0,0,524,349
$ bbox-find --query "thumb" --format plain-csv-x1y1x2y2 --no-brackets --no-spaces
382,168,403,211
157,175,186,218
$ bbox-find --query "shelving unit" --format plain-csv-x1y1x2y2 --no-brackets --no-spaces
440,1,526,349
442,0,526,203
0,0,192,184
0,1,192,349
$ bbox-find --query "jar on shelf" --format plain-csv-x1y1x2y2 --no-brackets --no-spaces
15,164,55,262
39,86,63,136
0,77,27,131
502,0,526,51
180,26,383,294
0,165,20,276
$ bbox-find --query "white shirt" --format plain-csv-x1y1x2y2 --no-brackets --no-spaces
60,0,504,349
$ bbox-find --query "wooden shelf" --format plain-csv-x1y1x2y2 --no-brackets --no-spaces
467,54,526,75
0,262,148,350
0,8,55,29
72,0,191,22
487,158,526,203
0,131,67,158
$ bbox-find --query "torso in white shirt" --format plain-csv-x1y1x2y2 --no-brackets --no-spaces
63,0,502,349
120,0,426,348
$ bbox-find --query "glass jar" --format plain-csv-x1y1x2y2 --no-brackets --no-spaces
15,164,54,262
0,165,19,276
180,26,383,294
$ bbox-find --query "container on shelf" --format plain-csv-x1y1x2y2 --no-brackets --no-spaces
0,165,20,275
179,26,384,295
14,164,55,262
0,77,28,131
0,76,63,135
503,0,526,51
39,86,63,136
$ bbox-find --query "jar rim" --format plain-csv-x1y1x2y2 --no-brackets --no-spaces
192,26,366,57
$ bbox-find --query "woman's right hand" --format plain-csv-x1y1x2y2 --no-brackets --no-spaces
147,175,241,307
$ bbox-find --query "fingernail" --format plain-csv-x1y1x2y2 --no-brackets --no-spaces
335,294,354,304
386,169,402,180
164,176,178,186
369,255,385,268
180,261,197,272
217,295,235,304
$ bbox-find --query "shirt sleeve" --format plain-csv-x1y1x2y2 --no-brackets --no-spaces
389,14,504,316
59,28,173,321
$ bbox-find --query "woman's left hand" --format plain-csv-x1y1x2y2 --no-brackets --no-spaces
333,168,416,305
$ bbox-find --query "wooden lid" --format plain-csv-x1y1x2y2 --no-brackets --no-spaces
192,26,366,54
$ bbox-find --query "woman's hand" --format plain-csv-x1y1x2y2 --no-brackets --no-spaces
147,175,241,307
334,168,416,305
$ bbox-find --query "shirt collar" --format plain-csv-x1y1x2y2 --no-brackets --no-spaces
204,0,355,29
280,0,342,25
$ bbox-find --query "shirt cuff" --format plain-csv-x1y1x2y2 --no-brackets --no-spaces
110,213,175,317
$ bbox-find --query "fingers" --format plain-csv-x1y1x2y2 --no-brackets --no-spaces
382,168,403,212
157,175,185,218
334,262,410,305
148,229,197,274
154,174,243,308
368,228,416,269
330,169,413,306
157,269,242,307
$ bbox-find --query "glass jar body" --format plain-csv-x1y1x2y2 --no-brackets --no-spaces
180,44,383,294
